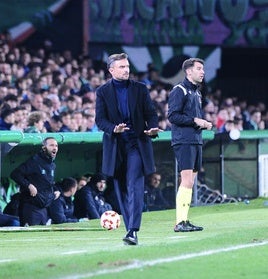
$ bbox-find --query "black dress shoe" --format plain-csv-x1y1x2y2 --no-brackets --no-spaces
123,230,138,245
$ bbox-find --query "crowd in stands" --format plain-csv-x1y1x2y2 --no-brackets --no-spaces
202,92,268,133
1,37,268,135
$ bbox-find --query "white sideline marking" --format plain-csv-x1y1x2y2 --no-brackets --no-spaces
0,259,14,263
62,250,88,255
62,240,268,279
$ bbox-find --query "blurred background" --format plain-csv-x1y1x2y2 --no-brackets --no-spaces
1,0,268,103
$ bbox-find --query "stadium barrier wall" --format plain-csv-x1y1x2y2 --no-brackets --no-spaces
0,130,267,209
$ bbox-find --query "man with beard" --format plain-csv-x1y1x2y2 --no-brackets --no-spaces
10,137,60,226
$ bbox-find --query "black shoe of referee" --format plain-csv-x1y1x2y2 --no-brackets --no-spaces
174,220,203,232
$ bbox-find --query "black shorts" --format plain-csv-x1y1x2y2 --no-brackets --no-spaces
173,144,202,172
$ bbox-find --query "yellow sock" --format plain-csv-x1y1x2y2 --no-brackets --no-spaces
176,186,192,224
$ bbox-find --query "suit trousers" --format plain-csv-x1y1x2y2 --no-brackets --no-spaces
113,144,144,232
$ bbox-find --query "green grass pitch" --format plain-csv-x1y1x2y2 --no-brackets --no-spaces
0,198,267,279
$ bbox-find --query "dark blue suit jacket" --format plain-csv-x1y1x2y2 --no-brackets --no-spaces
95,79,158,177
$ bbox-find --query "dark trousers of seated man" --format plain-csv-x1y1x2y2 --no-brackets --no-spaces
19,201,48,226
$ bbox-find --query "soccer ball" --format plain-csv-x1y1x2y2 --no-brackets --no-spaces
100,210,121,230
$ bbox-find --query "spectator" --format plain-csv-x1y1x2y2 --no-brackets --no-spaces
83,112,98,132
61,95,77,113
68,116,78,132
233,116,243,131
24,111,46,133
73,94,83,111
0,107,15,130
30,92,44,111
46,93,62,115
216,108,229,131
45,114,62,132
59,111,72,132
64,76,80,95
10,106,28,131
243,109,265,130
10,137,60,226
42,97,54,118
48,177,79,224
20,99,32,113
58,84,71,102
239,100,250,128
3,94,19,108
203,100,218,126
263,111,268,129
71,110,84,131
89,74,102,91
0,84,8,100
73,173,112,219
16,77,32,100
144,173,170,211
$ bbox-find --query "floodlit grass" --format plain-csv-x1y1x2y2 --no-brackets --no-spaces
0,198,268,279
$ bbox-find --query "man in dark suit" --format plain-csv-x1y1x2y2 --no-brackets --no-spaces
95,53,161,245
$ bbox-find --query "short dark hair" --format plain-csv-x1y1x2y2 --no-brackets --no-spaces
182,58,204,73
60,177,77,192
42,137,57,146
1,108,15,119
51,115,61,123
107,53,128,69
43,98,53,108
